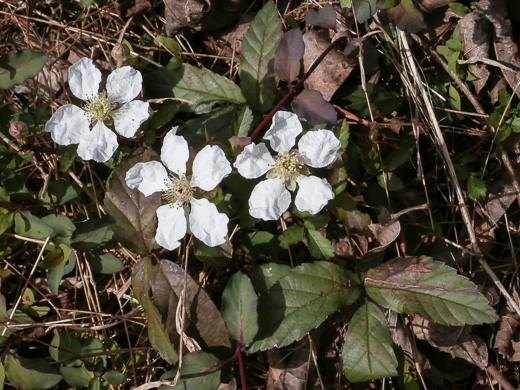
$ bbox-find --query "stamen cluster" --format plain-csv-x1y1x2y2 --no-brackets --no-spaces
267,149,309,190
83,92,118,124
162,174,194,206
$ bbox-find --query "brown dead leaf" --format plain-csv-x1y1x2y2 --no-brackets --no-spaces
411,316,489,369
458,11,491,94
117,0,151,19
494,313,520,362
302,30,354,101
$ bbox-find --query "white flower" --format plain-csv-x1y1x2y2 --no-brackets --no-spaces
45,57,149,162
125,128,232,250
234,111,341,221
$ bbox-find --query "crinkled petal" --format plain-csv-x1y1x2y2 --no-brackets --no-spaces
295,175,335,214
249,179,291,221
125,161,169,197
112,100,150,138
45,104,90,145
68,58,101,100
234,143,274,179
191,145,232,191
107,66,143,103
76,122,118,162
298,129,341,168
161,129,188,175
156,204,187,250
189,198,229,247
264,111,303,153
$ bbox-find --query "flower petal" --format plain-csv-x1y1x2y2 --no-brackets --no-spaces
125,161,169,197
298,129,341,168
234,143,274,179
249,179,291,221
191,145,232,191
161,129,189,175
107,66,143,103
155,204,187,250
295,175,334,214
68,58,101,100
112,100,150,138
263,111,303,153
76,122,118,162
45,104,90,145
189,198,229,247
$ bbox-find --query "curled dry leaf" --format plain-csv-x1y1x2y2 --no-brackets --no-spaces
411,316,489,369
494,313,520,362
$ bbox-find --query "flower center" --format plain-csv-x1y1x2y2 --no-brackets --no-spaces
83,92,117,123
267,149,309,190
162,173,194,206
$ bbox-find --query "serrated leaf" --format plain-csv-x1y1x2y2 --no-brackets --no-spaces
342,302,398,382
303,213,330,230
468,174,487,200
104,150,161,255
274,28,305,83
132,258,179,364
347,83,401,118
180,105,240,146
364,256,499,325
306,229,335,260
145,63,245,114
221,271,259,344
4,355,62,390
385,0,426,33
278,224,305,249
162,352,220,390
239,1,282,113
0,50,48,89
232,105,254,137
249,262,361,352
306,4,337,30
291,89,338,126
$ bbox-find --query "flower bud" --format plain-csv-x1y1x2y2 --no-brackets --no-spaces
9,121,28,140
111,43,130,67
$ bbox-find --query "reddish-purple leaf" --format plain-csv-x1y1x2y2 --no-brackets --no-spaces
385,0,426,33
291,89,337,126
274,29,305,83
306,4,337,31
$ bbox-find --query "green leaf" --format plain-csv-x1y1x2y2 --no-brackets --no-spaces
0,361,4,390
193,239,232,268
86,251,124,274
102,370,126,386
449,2,470,16
40,244,71,269
342,302,398,382
377,0,397,9
71,217,112,251
306,229,335,260
278,224,305,249
364,256,499,325
468,174,487,200
221,271,259,344
383,137,415,171
180,105,240,146
250,262,361,352
0,208,14,235
232,105,254,137
347,83,401,118
60,366,92,388
49,330,82,364
132,258,179,364
4,355,62,390
41,214,75,246
306,4,337,30
377,172,404,191
239,1,282,113
241,230,281,257
386,0,426,33
161,352,220,390
14,211,54,240
146,63,245,114
353,0,377,23
104,150,161,255
43,180,81,206
0,50,48,89
156,36,183,55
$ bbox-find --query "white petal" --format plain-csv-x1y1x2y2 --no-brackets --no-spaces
68,58,101,100
298,129,341,168
107,66,143,103
156,204,187,250
234,143,274,179
264,111,303,153
248,179,291,221
45,104,90,145
189,198,229,247
295,175,335,214
112,100,150,138
191,145,232,191
76,122,118,162
161,130,189,175
125,161,169,197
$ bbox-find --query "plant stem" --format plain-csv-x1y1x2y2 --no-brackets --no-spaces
249,36,347,141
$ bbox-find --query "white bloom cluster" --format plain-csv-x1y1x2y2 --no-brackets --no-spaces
45,57,149,162
125,128,232,250
234,111,341,221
